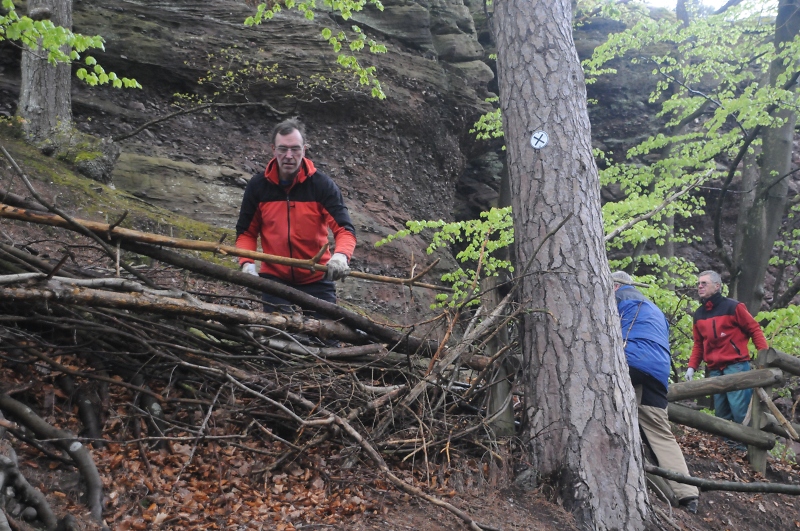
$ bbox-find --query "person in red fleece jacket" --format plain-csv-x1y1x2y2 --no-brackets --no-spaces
235,119,356,312
685,270,768,424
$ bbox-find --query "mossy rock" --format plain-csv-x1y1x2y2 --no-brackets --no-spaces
40,130,120,184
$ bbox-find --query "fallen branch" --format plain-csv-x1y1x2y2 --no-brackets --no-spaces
0,148,158,289
283,387,499,531
0,203,448,291
645,464,800,494
0,446,57,531
117,240,439,355
0,395,104,524
0,284,363,342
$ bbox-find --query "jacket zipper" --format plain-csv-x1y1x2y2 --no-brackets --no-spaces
712,321,717,338
286,194,295,284
730,339,741,356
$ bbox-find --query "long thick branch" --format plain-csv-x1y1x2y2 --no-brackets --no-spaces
0,203,447,291
645,464,800,494
119,241,439,355
0,284,363,342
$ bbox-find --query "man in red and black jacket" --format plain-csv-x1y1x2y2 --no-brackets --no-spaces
685,270,768,424
235,119,356,312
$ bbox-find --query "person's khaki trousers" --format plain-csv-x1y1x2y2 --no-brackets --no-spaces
635,385,700,501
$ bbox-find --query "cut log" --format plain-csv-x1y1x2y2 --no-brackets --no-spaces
762,412,800,440
667,403,776,449
666,368,784,402
763,348,800,377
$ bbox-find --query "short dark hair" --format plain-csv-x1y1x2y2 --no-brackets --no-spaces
270,118,306,145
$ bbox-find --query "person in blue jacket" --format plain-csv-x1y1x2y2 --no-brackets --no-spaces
612,271,699,514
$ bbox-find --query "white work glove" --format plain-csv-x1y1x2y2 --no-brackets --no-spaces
242,262,259,276
325,253,350,281
684,368,695,382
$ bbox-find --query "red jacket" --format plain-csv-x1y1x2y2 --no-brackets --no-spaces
235,158,356,285
688,293,768,371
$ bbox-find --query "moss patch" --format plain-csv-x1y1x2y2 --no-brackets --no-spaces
0,131,233,266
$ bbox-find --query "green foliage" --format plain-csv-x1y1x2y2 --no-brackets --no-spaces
769,440,797,465
0,0,139,88
376,207,514,307
174,45,374,110
245,0,386,99
574,0,650,25
757,306,800,354
585,0,800,352
470,107,503,143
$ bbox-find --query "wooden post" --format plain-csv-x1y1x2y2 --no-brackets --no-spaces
749,350,770,473
482,277,514,436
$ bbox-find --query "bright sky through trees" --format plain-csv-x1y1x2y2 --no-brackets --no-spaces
646,0,729,8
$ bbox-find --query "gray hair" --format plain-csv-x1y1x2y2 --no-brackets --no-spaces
698,270,722,285
270,118,306,145
610,271,633,285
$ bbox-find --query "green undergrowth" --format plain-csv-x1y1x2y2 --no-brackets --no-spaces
0,132,234,267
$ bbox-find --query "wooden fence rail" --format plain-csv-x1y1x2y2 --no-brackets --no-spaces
666,368,784,402
662,348,800,474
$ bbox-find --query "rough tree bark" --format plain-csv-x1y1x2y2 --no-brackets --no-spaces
494,1,648,529
730,0,800,313
18,0,73,141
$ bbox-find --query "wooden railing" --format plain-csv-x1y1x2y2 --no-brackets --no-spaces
666,348,800,473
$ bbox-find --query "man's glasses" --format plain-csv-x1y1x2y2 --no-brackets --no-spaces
697,281,712,287
275,146,304,155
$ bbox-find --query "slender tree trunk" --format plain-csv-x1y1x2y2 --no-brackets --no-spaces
731,150,760,292
731,0,800,314
494,1,648,529
18,0,73,141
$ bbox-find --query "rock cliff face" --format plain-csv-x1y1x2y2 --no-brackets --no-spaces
0,0,503,318
0,0,657,321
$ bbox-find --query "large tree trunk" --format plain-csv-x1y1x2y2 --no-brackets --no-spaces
18,0,73,141
731,0,800,314
494,1,648,529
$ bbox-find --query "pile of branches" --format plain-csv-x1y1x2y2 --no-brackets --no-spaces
0,152,523,530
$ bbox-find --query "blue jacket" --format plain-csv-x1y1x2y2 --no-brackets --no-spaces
615,285,671,392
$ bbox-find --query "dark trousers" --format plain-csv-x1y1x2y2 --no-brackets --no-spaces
259,274,336,316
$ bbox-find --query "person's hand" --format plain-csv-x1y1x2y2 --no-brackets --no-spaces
242,262,259,276
325,253,350,281
684,368,695,382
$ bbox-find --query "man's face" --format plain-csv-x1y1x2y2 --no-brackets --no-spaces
697,275,720,299
272,129,305,181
